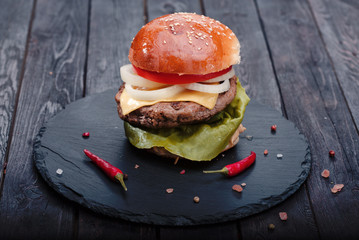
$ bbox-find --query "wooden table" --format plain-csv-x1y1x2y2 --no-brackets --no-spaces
1,0,358,239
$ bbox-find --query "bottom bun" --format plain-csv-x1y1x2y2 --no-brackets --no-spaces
147,124,246,160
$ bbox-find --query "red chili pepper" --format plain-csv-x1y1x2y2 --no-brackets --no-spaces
203,151,256,177
84,149,127,191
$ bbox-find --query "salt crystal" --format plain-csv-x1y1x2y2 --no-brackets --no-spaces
56,168,63,175
277,154,283,159
245,135,253,141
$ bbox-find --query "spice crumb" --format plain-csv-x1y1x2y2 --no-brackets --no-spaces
166,188,174,194
193,196,200,203
174,157,179,165
264,149,268,155
49,71,53,75
180,169,185,175
134,164,140,169
331,184,344,193
277,154,283,159
241,183,246,187
279,212,288,221
56,168,63,175
321,169,330,178
268,223,275,230
232,184,243,193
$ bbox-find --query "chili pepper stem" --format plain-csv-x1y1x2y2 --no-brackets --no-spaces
203,167,228,175
115,173,128,191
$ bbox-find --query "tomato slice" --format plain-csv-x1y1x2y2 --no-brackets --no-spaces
133,65,232,85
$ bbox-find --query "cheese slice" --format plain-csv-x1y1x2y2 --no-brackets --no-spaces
120,88,218,115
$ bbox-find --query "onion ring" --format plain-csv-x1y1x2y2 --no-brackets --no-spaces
202,67,235,83
125,84,185,101
183,79,230,93
120,64,167,89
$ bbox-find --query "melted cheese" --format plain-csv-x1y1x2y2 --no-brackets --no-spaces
120,88,218,115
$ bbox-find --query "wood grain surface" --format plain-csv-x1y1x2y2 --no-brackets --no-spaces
256,0,359,239
0,0,88,239
85,0,145,94
147,0,202,21
308,0,359,130
0,0,358,239
0,0,34,189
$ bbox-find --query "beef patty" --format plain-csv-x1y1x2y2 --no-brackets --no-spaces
115,76,237,129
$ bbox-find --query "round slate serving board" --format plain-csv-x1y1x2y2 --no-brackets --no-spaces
33,89,311,226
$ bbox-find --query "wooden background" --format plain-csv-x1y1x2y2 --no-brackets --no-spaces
0,0,358,239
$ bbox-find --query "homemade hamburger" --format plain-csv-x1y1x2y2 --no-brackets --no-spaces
115,12,250,161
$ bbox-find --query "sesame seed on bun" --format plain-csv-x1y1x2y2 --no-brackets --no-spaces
129,12,240,75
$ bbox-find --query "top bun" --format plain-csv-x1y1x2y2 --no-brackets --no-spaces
129,13,240,75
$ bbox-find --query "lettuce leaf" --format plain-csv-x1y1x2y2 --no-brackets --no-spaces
124,80,250,161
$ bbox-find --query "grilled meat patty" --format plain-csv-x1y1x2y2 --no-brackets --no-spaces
115,76,238,129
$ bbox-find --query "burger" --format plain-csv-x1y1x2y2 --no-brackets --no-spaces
115,12,250,161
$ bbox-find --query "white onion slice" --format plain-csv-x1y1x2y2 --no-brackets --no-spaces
183,79,230,93
203,67,235,83
120,64,167,89
125,84,185,101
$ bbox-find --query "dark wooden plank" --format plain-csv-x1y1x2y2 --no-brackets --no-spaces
78,0,157,239
78,207,157,240
205,1,319,239
308,0,359,130
0,0,89,239
147,0,202,21
256,0,359,239
205,0,281,111
85,0,145,94
0,0,33,187
160,223,238,240
240,187,319,240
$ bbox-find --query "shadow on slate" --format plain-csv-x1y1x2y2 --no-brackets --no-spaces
33,89,311,226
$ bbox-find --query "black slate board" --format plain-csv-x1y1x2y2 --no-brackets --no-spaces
33,89,311,226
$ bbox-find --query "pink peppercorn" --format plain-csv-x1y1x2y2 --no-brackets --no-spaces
82,132,90,138
271,125,277,132
329,150,335,157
